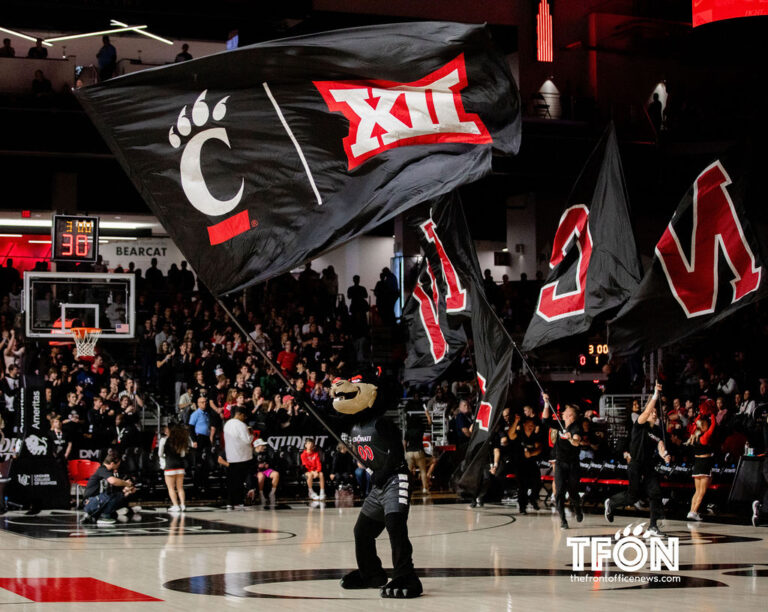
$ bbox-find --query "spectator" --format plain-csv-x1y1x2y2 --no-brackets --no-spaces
0,38,15,58
81,450,137,525
301,439,326,500
276,340,298,375
32,70,52,96
189,396,213,493
27,38,47,59
346,275,369,325
404,415,430,493
454,398,473,445
96,35,117,81
248,438,279,507
329,442,357,492
174,43,192,62
223,406,252,510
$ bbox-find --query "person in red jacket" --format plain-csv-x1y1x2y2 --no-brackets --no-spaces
685,414,716,521
276,340,298,375
301,439,326,500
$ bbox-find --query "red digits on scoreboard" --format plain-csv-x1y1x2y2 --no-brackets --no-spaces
75,234,88,256
61,233,73,256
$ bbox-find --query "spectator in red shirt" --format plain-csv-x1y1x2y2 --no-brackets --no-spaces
276,340,298,375
300,439,325,500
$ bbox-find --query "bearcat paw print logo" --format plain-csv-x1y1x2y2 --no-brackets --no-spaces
615,522,655,540
168,90,243,217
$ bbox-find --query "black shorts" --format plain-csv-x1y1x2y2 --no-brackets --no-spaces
360,473,410,522
693,456,714,478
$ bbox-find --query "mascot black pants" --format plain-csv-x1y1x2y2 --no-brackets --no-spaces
354,473,413,579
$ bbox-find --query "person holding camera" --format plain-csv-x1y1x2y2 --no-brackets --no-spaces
81,450,137,525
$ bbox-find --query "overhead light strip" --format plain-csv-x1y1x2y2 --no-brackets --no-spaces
0,26,53,46
0,233,23,237
111,19,173,45
46,25,148,43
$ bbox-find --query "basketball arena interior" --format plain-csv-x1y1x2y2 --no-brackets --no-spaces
1,1,768,610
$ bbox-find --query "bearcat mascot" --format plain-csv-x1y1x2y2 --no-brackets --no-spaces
330,369,423,599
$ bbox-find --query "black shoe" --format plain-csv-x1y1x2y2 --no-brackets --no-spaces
79,513,95,524
530,502,540,511
604,498,614,523
475,497,484,508
647,524,666,537
340,569,388,590
519,508,527,515
380,574,423,599
560,520,569,530
576,507,584,523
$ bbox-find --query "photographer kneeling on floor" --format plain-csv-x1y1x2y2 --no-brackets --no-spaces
81,450,138,525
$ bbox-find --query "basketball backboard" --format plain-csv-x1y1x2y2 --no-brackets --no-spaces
23,271,135,339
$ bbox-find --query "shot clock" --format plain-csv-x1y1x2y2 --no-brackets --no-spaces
577,342,609,368
52,215,99,263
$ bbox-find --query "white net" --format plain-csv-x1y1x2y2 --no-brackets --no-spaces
71,327,101,358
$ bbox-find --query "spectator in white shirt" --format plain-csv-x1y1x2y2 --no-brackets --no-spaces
223,407,252,509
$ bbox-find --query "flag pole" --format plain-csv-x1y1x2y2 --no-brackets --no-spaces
214,294,367,468
509,339,567,433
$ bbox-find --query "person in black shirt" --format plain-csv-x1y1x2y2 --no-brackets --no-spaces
404,415,431,493
510,417,543,513
604,382,670,536
542,394,583,529
82,450,137,524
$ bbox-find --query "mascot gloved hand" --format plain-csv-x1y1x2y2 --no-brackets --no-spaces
331,371,423,599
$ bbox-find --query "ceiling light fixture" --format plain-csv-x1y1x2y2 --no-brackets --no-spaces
110,19,173,45
28,240,52,244
100,236,138,241
0,233,23,237
45,25,149,43
0,26,53,46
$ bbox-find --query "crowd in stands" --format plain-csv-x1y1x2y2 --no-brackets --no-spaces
1,255,767,523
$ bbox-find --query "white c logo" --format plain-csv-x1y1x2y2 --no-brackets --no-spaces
179,127,244,217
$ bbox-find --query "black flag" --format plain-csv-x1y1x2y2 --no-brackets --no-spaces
522,124,642,351
402,256,468,386
609,147,768,354
76,22,521,296
403,195,514,496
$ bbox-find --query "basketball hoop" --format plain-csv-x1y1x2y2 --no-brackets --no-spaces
71,327,101,359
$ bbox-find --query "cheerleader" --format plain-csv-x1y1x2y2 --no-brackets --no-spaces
686,415,716,521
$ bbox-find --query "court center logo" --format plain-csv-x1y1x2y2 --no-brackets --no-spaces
168,90,243,216
567,522,679,572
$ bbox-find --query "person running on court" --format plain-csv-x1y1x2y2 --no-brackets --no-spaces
542,393,583,530
604,382,671,536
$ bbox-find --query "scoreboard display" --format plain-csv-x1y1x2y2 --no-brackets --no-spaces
52,215,99,263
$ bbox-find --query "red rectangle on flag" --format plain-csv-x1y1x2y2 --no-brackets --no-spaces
207,210,252,245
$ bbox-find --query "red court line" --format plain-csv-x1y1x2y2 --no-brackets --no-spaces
0,577,162,603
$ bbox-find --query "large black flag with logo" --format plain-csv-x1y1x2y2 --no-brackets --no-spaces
609,146,768,354
403,195,514,496
75,22,521,296
522,124,642,351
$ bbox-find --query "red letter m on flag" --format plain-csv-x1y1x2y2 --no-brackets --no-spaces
656,161,762,318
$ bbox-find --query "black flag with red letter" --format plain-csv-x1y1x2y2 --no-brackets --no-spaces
609,146,768,354
522,124,642,351
75,22,521,296
402,255,469,386
402,194,514,496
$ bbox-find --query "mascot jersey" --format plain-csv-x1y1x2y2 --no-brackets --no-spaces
350,416,407,486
